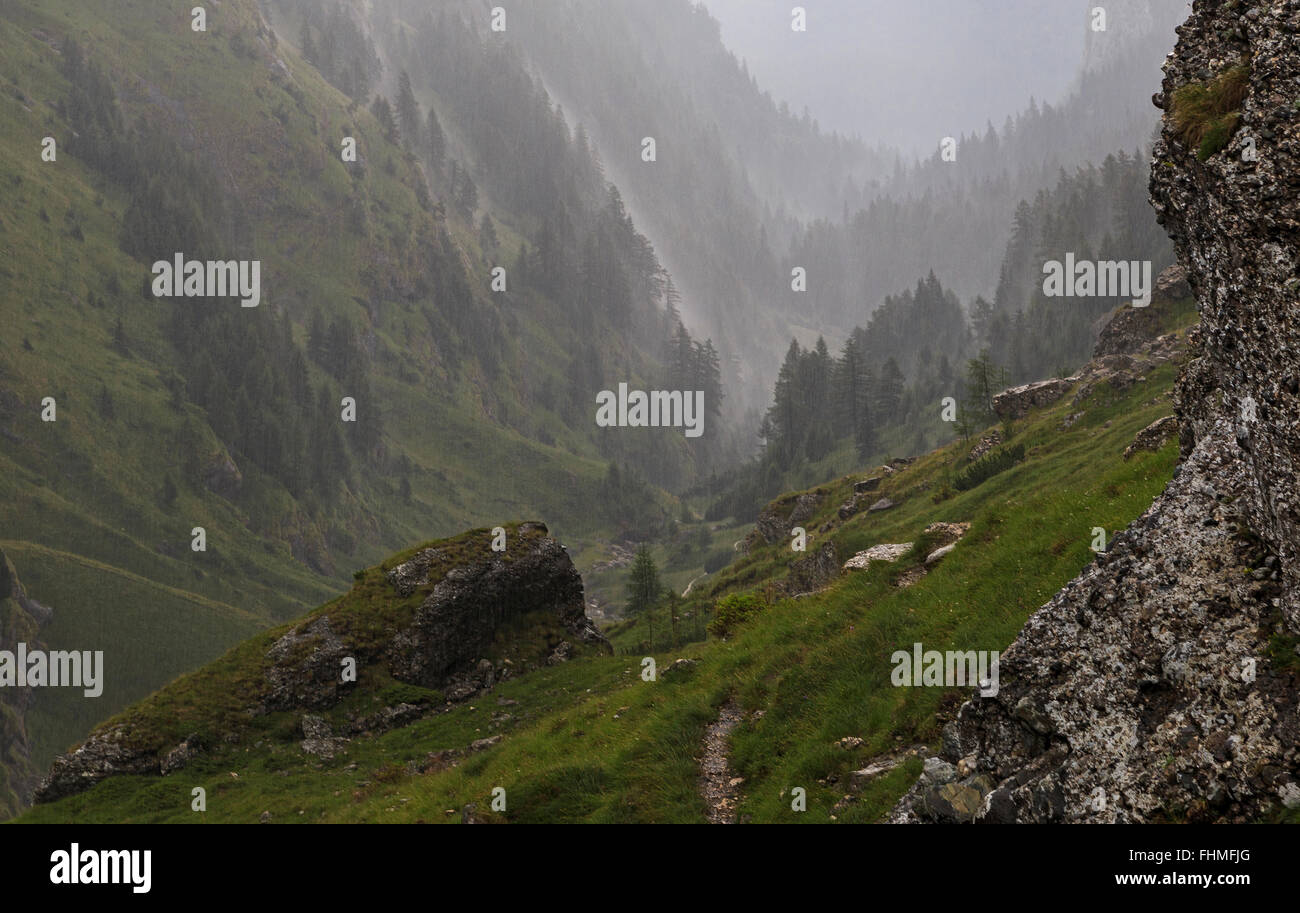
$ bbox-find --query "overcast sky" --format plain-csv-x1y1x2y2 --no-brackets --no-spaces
699,0,1094,154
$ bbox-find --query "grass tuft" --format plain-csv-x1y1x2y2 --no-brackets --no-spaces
1170,60,1251,161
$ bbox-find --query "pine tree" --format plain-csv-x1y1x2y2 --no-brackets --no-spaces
479,214,499,253
876,357,905,425
426,107,445,168
395,70,422,150
370,96,399,145
625,546,661,617
111,316,130,356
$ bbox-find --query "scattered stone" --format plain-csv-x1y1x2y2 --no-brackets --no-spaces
300,714,349,760
545,641,574,666
968,431,1002,462
923,522,970,549
868,497,896,513
843,543,911,571
921,757,957,787
469,736,501,752
919,774,996,823
663,658,699,678
924,544,956,565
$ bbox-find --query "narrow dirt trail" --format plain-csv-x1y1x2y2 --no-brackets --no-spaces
700,699,744,824
682,572,707,597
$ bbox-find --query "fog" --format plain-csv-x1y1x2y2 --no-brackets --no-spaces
700,0,1187,155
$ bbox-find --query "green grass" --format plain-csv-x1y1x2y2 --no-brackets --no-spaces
0,0,680,793
18,325,1214,824
1170,60,1251,161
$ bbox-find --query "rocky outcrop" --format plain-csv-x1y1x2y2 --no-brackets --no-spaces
896,0,1300,823
755,492,824,546
35,523,611,803
992,378,1073,421
381,528,608,688
1093,264,1192,357
201,453,243,499
1124,415,1180,459
781,543,840,597
968,431,1002,462
0,550,52,819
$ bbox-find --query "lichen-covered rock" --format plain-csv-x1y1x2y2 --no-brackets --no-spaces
923,522,971,550
896,0,1300,824
36,726,161,804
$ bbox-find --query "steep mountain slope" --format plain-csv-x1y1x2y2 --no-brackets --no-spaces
893,0,1300,823
493,0,1190,388
17,292,1198,823
0,0,703,802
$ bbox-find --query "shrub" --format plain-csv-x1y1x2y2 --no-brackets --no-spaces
708,592,765,637
376,682,444,706
1170,60,1250,161
954,443,1025,492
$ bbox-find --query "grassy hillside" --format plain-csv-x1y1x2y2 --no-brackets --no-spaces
0,0,688,786
17,316,1195,823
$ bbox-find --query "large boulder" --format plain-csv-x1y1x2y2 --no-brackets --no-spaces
35,524,610,803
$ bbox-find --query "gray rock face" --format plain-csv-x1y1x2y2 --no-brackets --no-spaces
781,543,840,597
1152,0,1300,632
383,534,609,689
897,431,1297,822
1092,265,1188,357
755,492,824,545
201,453,242,499
897,1,1300,823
